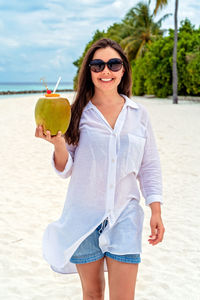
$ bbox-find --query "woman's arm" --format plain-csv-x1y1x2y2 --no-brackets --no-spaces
149,201,161,215
35,125,76,178
52,141,76,178
137,113,163,207
54,142,69,172
137,111,165,246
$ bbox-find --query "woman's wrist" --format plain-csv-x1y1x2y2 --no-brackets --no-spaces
54,138,66,151
54,142,69,172
149,202,161,215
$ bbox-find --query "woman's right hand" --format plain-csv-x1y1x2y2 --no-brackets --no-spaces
35,125,66,148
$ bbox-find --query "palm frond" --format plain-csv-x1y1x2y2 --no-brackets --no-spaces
135,39,146,59
157,13,172,27
119,1,167,60
154,0,168,15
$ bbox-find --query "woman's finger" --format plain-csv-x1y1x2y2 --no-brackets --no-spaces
148,227,164,245
38,125,45,138
46,130,51,141
57,131,62,137
35,126,39,137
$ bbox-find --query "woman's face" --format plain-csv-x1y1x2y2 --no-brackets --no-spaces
90,47,125,93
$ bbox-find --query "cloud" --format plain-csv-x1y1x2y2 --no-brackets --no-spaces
0,19,4,31
0,37,19,48
0,0,199,82
0,0,47,12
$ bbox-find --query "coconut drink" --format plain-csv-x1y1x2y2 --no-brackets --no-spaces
34,77,71,136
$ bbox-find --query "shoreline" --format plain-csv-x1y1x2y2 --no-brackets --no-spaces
0,88,74,95
0,90,199,102
144,94,200,102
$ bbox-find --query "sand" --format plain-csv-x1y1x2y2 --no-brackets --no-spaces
0,92,200,300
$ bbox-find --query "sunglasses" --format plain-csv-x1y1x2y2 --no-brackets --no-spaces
89,58,123,73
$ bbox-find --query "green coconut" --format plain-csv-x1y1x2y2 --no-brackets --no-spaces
35,96,71,136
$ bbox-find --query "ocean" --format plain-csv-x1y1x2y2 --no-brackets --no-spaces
0,82,73,93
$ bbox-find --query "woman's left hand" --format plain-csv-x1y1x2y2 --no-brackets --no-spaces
148,214,165,246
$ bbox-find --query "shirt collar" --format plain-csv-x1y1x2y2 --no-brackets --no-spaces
84,94,139,112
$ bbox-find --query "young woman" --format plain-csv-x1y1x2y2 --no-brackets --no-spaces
35,38,165,300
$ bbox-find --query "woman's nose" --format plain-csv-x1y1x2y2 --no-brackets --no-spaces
102,65,111,74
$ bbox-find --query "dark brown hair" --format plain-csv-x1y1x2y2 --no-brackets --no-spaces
65,38,132,146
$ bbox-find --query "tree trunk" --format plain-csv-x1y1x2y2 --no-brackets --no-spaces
173,0,179,104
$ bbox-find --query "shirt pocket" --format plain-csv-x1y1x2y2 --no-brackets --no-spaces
126,133,146,176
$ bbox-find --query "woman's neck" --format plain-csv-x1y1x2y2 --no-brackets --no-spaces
91,89,124,106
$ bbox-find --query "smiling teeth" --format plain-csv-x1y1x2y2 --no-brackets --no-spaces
101,78,113,81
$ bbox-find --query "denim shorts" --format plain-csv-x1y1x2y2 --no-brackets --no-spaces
70,218,141,264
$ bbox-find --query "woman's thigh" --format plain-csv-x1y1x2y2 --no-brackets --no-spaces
76,257,105,297
106,256,139,300
71,221,108,297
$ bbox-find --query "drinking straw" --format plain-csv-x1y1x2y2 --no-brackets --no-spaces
53,76,62,94
40,77,48,90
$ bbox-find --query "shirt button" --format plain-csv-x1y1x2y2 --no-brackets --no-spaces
111,159,115,163
110,184,114,189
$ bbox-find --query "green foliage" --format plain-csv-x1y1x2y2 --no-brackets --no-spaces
132,18,200,97
119,2,169,61
179,18,195,33
73,1,169,89
185,52,200,94
105,23,125,43
176,19,200,95
72,3,200,97
132,58,147,95
132,36,173,97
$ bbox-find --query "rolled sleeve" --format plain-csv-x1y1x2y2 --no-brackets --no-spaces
51,142,77,179
137,112,163,207
145,195,163,206
51,151,73,178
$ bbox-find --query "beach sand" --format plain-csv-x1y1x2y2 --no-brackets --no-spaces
0,92,200,299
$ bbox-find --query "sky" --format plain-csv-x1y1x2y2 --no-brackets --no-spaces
0,0,199,83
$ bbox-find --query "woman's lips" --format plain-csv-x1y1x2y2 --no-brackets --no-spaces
99,78,114,82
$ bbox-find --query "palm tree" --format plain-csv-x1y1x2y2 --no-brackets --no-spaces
153,0,179,104
172,0,179,104
119,1,171,61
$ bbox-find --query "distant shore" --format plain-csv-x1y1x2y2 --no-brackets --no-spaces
0,90,199,102
144,95,200,102
0,88,74,95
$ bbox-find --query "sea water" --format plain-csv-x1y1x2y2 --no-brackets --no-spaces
0,82,73,93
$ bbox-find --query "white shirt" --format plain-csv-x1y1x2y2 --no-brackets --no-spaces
42,94,163,274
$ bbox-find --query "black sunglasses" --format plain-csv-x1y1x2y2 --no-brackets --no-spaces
89,58,123,73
